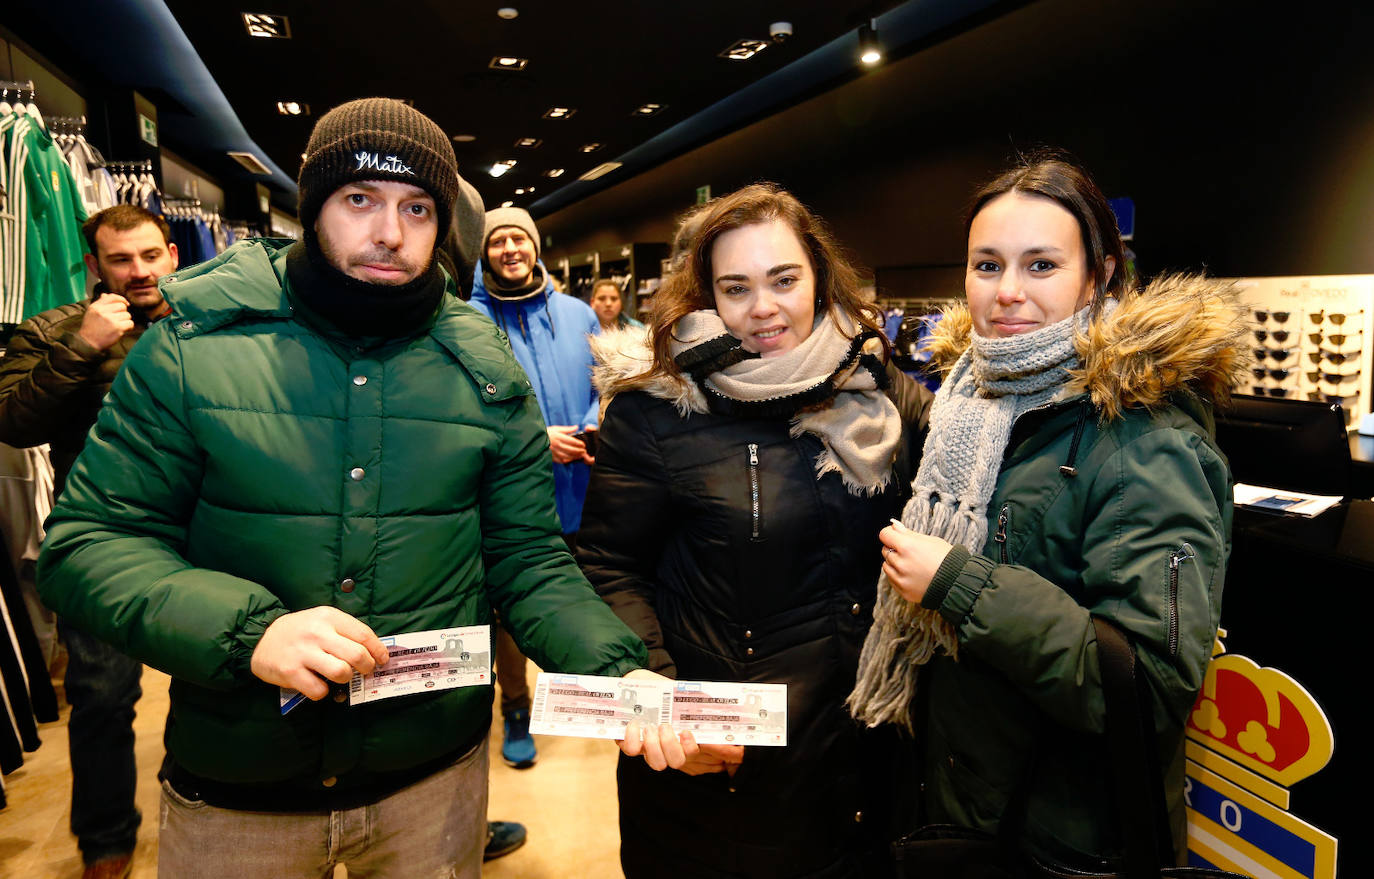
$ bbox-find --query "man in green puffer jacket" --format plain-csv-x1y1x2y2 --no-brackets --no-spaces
37,98,649,879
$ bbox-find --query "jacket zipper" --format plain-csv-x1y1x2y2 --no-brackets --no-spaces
994,504,1010,563
748,443,762,541
1167,543,1195,655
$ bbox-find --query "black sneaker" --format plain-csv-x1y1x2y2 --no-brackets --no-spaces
484,820,528,861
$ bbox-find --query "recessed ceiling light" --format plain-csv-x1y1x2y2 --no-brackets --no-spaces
632,103,665,117
543,168,565,178
501,200,514,208
497,7,519,19
542,107,576,120
720,39,769,61
243,13,291,38
275,101,309,116
514,137,542,148
489,56,529,70
515,188,525,195
579,162,622,181
578,143,603,153
452,134,477,143
488,159,517,178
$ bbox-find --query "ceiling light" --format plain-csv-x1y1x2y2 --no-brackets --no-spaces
720,39,769,61
858,20,883,65
579,162,622,182
452,134,476,143
542,107,576,120
242,13,291,38
543,168,565,178
578,143,603,153
514,137,542,148
275,101,308,116
632,103,665,117
489,56,528,70
501,200,514,208
515,188,526,195
488,159,517,178
227,151,272,175
497,7,519,19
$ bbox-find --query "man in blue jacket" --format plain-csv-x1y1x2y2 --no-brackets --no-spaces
469,207,599,769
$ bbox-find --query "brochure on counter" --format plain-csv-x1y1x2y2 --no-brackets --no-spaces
531,672,788,746
1233,483,1342,517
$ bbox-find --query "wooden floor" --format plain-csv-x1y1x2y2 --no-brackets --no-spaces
0,666,625,878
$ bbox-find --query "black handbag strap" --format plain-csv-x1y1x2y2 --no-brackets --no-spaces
1093,616,1177,879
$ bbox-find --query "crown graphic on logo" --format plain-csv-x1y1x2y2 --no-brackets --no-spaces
1186,639,1334,788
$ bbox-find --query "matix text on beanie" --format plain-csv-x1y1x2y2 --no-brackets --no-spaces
298,97,461,242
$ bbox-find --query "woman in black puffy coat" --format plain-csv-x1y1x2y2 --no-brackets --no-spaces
578,183,929,878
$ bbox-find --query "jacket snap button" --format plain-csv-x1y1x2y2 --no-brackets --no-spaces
349,467,365,481
340,578,355,593
850,603,861,615
746,647,754,657
352,375,368,386
485,383,497,395
322,776,337,787
854,811,863,823
744,630,753,640
333,691,346,703
179,320,193,330
728,786,737,794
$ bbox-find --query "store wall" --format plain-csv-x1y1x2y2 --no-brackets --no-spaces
539,0,1374,294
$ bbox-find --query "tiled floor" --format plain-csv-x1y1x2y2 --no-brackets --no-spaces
0,666,625,878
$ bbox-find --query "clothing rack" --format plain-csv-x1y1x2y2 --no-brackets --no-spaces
103,160,155,174
0,81,37,102
47,115,87,137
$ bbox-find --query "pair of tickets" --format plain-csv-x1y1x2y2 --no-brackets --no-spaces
280,625,490,715
530,672,788,746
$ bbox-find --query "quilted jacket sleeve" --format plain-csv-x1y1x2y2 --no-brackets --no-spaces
0,313,102,448
577,393,679,677
36,322,290,689
924,426,1228,734
479,389,648,677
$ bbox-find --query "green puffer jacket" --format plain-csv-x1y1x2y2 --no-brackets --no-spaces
913,276,1248,867
38,238,647,793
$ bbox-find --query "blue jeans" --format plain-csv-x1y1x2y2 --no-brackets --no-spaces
157,738,489,879
61,621,143,863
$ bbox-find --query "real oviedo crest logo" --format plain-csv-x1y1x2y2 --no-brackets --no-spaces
354,151,414,175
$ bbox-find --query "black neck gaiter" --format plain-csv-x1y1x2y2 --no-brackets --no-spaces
287,240,445,339
480,260,547,303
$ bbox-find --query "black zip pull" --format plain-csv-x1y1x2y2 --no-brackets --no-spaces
747,443,761,541
1060,400,1093,478
994,503,1010,563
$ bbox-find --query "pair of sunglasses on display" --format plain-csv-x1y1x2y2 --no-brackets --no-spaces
1306,369,1362,384
1306,330,1362,346
1253,367,1293,381
1306,350,1360,365
1254,309,1294,324
1308,309,1363,326
1251,386,1289,398
1254,347,1296,363
1254,329,1292,344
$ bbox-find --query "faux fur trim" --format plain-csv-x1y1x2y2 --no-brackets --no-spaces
589,326,707,419
924,274,1251,420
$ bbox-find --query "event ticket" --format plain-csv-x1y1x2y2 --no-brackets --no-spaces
670,680,787,746
279,625,490,714
529,673,674,740
528,673,787,746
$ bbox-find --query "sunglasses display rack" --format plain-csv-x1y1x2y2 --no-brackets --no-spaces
1231,275,1374,429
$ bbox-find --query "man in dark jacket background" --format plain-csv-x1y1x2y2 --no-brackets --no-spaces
0,203,176,879
37,97,651,879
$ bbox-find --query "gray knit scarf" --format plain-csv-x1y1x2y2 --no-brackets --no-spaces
848,305,1092,729
670,309,902,495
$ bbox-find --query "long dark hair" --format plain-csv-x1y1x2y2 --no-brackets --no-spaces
630,183,886,388
966,152,1128,313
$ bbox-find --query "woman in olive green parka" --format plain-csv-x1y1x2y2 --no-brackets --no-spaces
850,157,1248,869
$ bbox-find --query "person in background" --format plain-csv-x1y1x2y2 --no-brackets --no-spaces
0,204,176,879
37,97,652,879
850,153,1243,869
468,206,600,771
590,278,643,332
581,183,931,878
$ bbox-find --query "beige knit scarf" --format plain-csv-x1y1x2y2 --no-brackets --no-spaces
848,305,1093,730
670,309,902,495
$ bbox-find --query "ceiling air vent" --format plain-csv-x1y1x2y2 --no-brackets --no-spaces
228,151,273,175
579,162,622,182
242,13,291,39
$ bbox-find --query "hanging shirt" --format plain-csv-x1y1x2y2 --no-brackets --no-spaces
13,117,88,321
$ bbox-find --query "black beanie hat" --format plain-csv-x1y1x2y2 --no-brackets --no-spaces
297,97,461,243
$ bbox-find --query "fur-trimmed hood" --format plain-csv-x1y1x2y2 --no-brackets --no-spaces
925,274,1252,420
589,326,706,421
